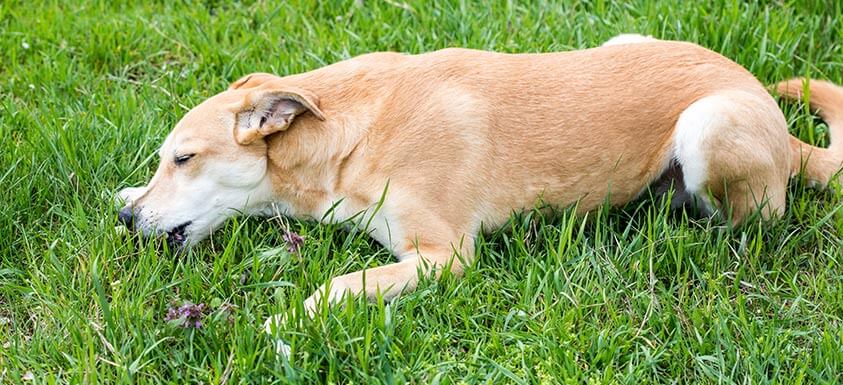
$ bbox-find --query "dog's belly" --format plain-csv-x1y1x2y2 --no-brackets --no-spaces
473,158,708,232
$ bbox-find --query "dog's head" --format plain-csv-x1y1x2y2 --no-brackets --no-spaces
116,73,325,247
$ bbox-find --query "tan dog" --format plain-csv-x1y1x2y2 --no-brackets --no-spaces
117,35,843,336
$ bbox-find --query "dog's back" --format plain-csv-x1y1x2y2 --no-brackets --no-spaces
281,42,778,225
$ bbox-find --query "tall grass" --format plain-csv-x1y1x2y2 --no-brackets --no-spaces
1,1,840,383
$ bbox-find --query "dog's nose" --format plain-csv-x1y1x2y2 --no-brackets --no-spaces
118,207,135,228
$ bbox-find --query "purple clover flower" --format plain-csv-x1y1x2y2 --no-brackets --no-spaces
282,230,304,254
164,302,207,329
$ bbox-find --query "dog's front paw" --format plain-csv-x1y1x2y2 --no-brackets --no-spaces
263,314,292,358
263,313,286,335
273,339,291,358
302,281,353,316
302,293,320,317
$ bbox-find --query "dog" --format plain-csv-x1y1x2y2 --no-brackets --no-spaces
116,34,843,337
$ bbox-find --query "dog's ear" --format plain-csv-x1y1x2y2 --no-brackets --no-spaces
231,84,326,145
229,73,279,90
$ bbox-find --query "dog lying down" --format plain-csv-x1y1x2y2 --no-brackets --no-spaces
117,34,843,339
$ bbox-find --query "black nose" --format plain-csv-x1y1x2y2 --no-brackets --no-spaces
118,207,135,227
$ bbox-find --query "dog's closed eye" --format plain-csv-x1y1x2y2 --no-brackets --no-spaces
175,154,195,166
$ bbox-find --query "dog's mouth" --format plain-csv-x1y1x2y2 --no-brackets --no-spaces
166,221,192,247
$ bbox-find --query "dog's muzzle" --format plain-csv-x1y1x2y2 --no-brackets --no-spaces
166,222,191,247
117,206,191,248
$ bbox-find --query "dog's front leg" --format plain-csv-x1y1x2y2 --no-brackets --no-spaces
302,253,444,315
303,257,425,314
264,239,472,333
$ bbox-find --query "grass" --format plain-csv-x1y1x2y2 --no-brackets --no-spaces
1,0,841,383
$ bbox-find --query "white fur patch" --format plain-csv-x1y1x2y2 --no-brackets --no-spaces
602,34,658,46
673,95,734,213
115,186,147,208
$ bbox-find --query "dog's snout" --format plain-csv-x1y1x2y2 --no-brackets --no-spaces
118,206,135,228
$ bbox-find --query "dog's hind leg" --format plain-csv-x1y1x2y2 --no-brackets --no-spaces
673,90,791,224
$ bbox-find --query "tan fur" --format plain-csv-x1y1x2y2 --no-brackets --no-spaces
116,40,843,334
776,79,843,186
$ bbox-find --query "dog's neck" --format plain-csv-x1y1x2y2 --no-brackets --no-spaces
263,72,383,220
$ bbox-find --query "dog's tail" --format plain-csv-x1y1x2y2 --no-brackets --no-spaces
776,78,843,186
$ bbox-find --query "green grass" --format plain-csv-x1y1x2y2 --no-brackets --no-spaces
1,0,842,383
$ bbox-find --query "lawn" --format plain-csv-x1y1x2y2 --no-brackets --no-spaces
1,0,841,383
